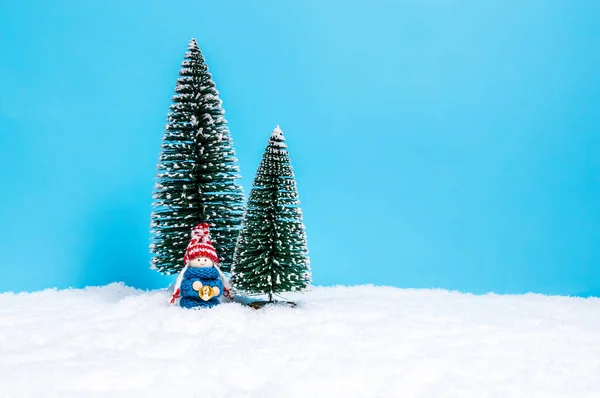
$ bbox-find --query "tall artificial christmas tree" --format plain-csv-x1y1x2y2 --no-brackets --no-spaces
150,39,244,274
231,126,311,303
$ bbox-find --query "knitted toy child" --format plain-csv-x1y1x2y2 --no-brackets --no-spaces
169,223,232,309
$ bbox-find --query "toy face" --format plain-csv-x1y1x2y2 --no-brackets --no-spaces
188,256,214,268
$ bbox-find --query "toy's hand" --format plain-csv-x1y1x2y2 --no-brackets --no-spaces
192,281,203,291
198,285,220,301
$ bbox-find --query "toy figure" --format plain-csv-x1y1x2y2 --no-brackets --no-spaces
169,223,232,309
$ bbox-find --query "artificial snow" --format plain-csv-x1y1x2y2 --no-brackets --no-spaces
1,284,599,397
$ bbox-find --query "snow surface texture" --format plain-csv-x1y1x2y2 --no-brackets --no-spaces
1,284,599,398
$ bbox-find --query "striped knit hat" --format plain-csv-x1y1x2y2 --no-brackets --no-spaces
183,223,219,265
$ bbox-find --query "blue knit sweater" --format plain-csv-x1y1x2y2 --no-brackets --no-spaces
180,267,223,309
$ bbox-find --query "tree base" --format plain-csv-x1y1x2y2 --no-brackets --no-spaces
230,294,298,309
246,300,297,310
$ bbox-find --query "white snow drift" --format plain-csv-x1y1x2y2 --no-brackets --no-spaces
0,284,599,397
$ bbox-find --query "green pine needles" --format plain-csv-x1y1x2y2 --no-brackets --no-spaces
150,39,245,274
231,126,311,301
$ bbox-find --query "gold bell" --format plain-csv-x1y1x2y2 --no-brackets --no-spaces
198,285,220,301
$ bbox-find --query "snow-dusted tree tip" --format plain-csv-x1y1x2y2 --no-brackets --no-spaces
269,125,287,148
188,38,199,49
271,125,284,138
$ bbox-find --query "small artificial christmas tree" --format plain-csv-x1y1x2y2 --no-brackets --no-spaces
231,126,311,303
151,39,244,275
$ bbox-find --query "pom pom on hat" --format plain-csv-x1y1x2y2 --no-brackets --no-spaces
183,223,219,265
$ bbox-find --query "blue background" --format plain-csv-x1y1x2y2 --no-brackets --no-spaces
1,0,598,296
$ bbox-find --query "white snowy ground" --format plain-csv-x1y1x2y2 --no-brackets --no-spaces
1,284,599,398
